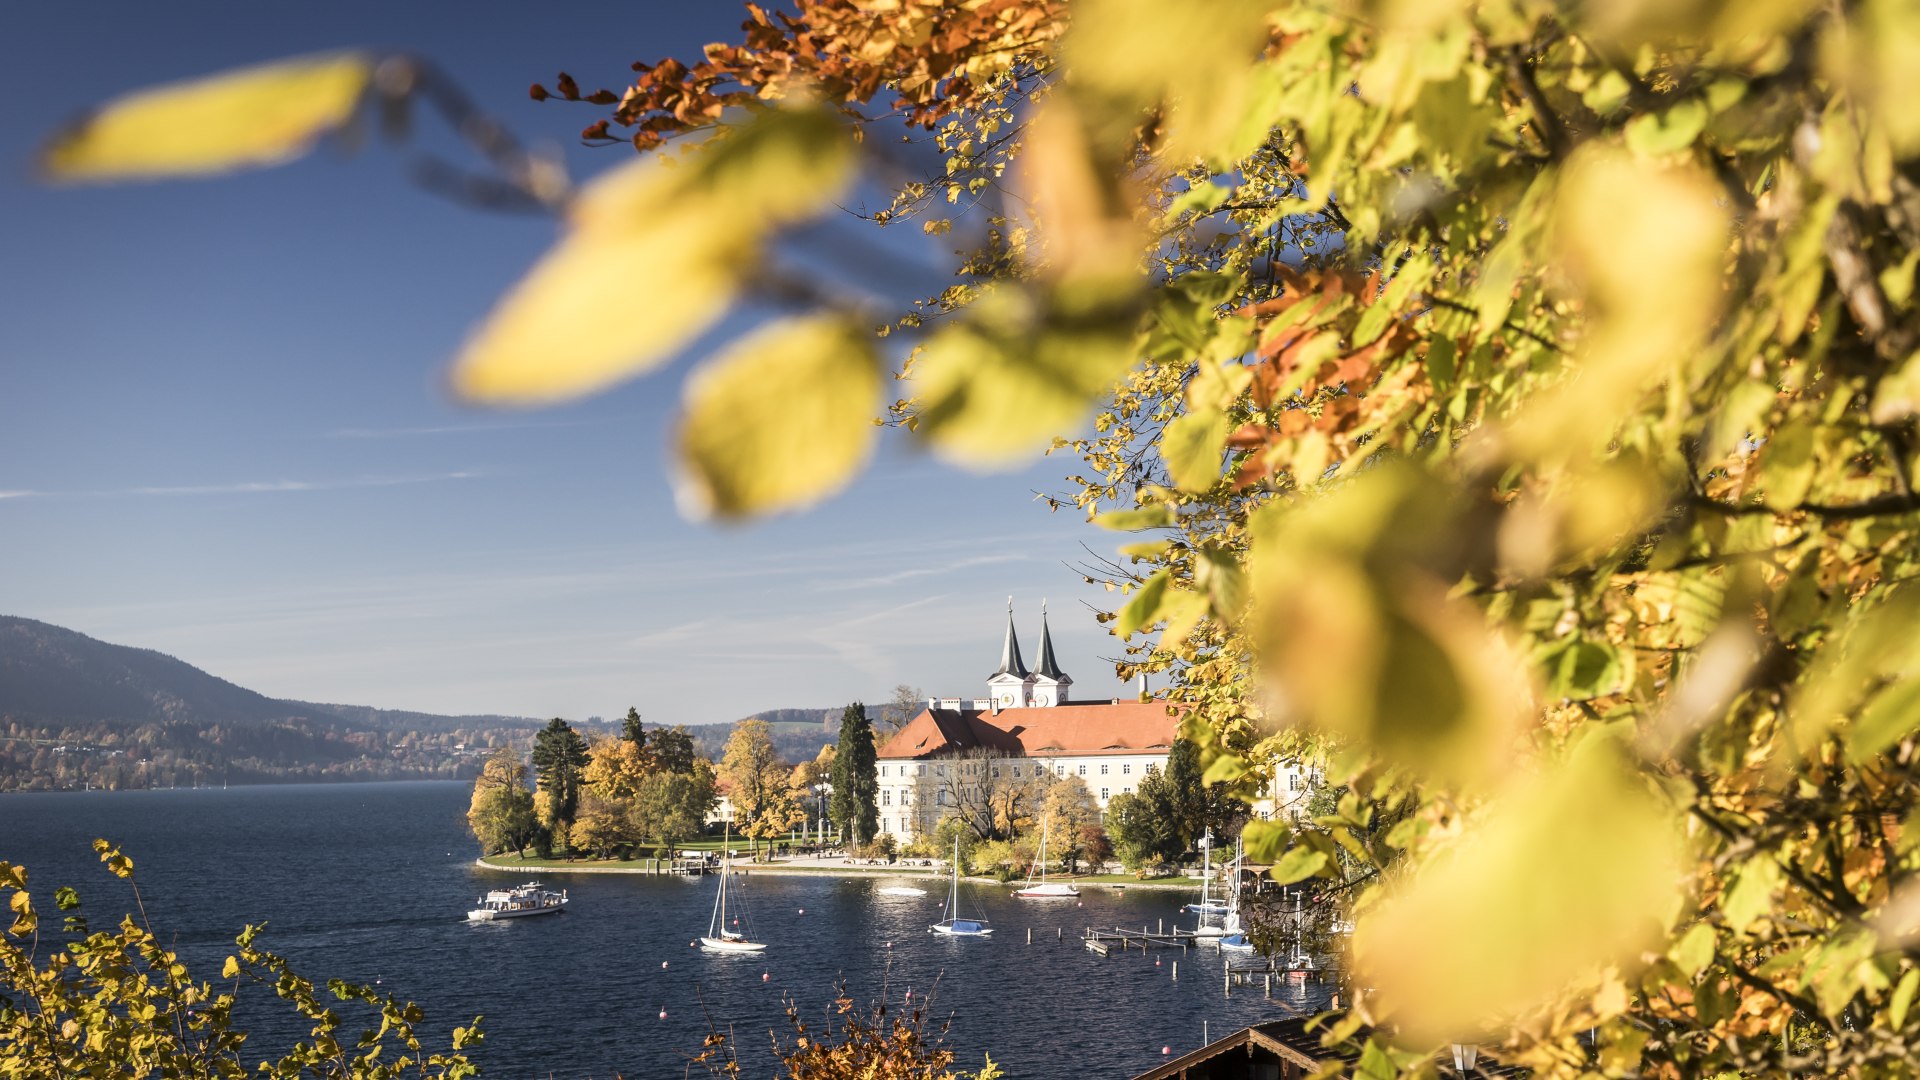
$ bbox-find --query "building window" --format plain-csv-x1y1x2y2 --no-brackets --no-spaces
1101,764,1109,775
937,790,947,807
1056,764,1065,777
1101,787,1110,800
1144,764,1158,777
1078,765,1086,776
937,764,946,776
917,764,925,776
1122,764,1131,775
992,767,1000,778
1012,766,1021,777
883,791,891,806
1289,774,1303,791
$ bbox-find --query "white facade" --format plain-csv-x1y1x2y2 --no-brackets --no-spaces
875,749,1172,840
871,602,1318,842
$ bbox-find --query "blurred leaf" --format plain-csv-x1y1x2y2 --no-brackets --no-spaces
1624,98,1709,156
1893,968,1920,1029
914,290,1138,466
42,52,373,181
1758,419,1817,508
1063,0,1277,167
1796,586,1920,759
452,104,854,406
672,316,880,520
1249,466,1526,789
1352,729,1684,1040
1242,818,1290,862
1269,846,1330,885
1163,409,1229,492
1719,856,1782,934
1094,506,1175,531
1671,922,1716,977
1539,635,1630,701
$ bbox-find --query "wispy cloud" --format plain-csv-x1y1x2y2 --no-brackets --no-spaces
324,419,595,440
811,552,1029,591
128,471,484,497
0,472,485,501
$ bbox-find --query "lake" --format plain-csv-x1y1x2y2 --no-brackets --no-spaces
0,782,1330,1077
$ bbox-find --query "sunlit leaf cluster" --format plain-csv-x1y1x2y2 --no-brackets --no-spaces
37,0,1920,1073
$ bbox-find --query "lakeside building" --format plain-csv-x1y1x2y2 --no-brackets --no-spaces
872,603,1316,842
1128,1016,1526,1079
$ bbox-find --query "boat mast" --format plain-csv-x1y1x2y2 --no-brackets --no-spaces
1200,827,1212,909
716,822,731,936
950,833,961,917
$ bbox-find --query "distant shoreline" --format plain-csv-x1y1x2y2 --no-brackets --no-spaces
473,855,1203,890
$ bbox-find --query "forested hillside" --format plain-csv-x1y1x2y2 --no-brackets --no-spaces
0,616,546,791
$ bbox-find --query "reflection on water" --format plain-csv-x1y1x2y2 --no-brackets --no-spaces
2,782,1331,1077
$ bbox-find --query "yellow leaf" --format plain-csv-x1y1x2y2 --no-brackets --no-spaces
1162,409,1229,492
1352,728,1684,1041
43,52,373,182
451,104,855,406
913,289,1138,466
672,316,880,519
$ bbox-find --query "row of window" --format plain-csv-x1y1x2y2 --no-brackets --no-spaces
876,760,1144,778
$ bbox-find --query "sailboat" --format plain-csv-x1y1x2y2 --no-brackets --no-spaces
1183,827,1231,922
1013,813,1079,898
930,835,993,936
1218,836,1254,953
700,824,767,953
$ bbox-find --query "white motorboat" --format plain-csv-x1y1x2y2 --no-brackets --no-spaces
700,824,768,953
1013,814,1079,898
931,836,993,937
467,881,567,921
877,885,929,897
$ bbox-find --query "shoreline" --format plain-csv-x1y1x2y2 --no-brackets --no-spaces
473,856,1203,890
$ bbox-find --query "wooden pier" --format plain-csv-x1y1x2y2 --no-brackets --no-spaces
1082,921,1200,956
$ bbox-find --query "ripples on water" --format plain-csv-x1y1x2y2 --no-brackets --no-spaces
1,782,1331,1077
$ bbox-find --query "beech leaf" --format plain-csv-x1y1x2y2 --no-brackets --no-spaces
672,316,881,520
43,53,374,182
452,104,855,407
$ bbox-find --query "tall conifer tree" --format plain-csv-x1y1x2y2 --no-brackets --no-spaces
829,701,878,845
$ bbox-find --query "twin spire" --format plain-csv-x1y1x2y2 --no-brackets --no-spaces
992,597,1068,682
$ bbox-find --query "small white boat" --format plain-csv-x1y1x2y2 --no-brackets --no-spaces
931,836,992,937
1183,828,1230,916
1012,815,1079,899
700,824,767,953
877,885,928,897
467,881,567,921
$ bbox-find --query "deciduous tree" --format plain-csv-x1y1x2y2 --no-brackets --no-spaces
720,718,791,857
466,747,536,857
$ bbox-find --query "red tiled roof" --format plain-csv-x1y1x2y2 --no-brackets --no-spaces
876,700,1179,760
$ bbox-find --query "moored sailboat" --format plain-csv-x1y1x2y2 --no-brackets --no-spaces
1012,813,1079,898
931,835,993,936
700,825,767,953
1217,836,1254,953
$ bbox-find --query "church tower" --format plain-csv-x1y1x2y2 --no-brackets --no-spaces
1029,601,1072,707
986,598,1036,710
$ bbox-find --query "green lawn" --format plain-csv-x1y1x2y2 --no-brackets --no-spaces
1068,873,1203,886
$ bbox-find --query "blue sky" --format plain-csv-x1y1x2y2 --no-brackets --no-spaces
0,3,1130,725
